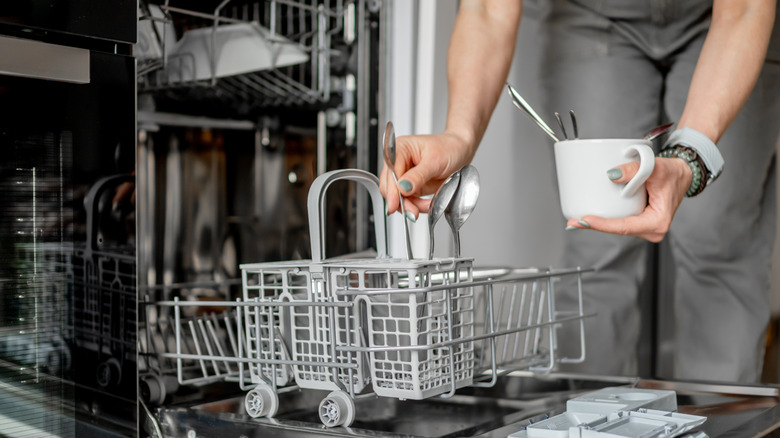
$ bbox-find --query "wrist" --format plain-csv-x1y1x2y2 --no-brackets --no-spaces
663,127,725,186
443,128,479,159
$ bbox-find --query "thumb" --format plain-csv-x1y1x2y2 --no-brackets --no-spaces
606,161,642,185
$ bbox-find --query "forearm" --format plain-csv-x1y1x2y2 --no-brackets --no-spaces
678,0,775,142
445,0,522,158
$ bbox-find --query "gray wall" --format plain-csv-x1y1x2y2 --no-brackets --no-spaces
388,0,780,380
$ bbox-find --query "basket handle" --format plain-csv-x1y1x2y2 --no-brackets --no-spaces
84,174,135,253
307,169,388,263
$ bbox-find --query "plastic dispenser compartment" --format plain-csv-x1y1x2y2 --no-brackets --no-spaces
522,412,608,438
576,409,707,438
508,387,705,438
565,387,677,414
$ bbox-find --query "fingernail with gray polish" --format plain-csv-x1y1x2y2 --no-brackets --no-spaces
405,212,417,223
607,168,622,180
565,225,578,231
577,220,591,228
399,180,413,193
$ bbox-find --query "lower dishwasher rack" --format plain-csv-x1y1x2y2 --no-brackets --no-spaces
141,265,591,430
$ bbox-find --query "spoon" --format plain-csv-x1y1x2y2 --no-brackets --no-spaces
569,110,579,139
554,112,568,140
428,171,461,260
506,83,559,143
383,121,413,259
643,122,674,141
444,164,480,258
443,165,478,341
417,171,461,329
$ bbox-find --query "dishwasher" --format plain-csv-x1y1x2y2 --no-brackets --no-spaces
131,1,596,436
1,2,779,437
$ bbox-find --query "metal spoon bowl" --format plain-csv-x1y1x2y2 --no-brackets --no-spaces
418,170,462,329
444,164,480,258
643,122,674,142
428,171,461,260
383,121,413,259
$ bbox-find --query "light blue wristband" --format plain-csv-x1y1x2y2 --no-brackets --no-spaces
663,127,725,185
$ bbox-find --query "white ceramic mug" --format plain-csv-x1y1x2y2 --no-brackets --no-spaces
554,138,655,220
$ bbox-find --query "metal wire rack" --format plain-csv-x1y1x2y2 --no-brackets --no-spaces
146,169,591,428
137,0,353,107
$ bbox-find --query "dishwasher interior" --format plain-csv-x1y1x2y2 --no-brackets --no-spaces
131,2,600,436
135,0,379,276
133,0,382,432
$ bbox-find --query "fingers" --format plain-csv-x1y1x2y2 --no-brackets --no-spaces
394,132,472,197
399,196,432,222
408,197,432,215
564,215,666,243
380,164,431,220
562,158,690,242
606,161,642,185
391,191,429,222
395,159,441,200
381,132,472,220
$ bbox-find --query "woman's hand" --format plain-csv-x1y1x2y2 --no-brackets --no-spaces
565,157,692,242
379,131,475,220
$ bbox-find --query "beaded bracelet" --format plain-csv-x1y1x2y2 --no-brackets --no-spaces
665,127,724,185
657,146,707,197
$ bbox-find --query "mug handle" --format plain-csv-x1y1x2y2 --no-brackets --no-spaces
620,144,655,198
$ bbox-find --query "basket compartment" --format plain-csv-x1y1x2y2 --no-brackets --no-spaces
241,263,307,387
241,262,369,392
330,259,475,400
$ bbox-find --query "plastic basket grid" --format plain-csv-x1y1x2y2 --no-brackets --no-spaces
241,264,307,387
288,272,369,392
241,262,369,392
330,259,475,400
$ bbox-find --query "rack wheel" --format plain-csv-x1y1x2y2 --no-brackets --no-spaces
318,390,355,428
96,357,122,388
244,384,278,418
140,374,167,405
43,345,67,376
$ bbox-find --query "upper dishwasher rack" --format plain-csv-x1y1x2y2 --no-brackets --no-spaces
137,0,356,108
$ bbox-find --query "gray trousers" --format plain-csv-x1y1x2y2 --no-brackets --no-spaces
543,0,780,382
